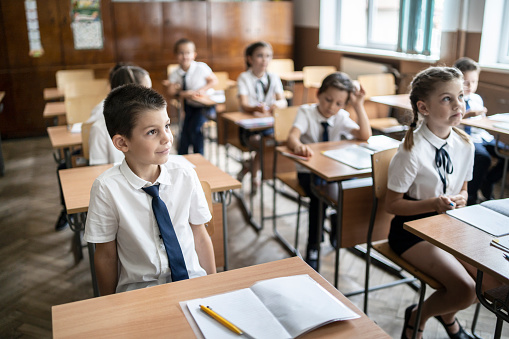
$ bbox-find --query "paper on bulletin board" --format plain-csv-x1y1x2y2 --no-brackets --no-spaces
24,0,44,57
70,0,104,50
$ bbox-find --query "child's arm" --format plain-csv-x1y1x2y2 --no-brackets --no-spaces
269,92,288,112
239,94,271,116
94,240,118,296
182,73,219,99
385,189,456,215
191,223,216,275
162,79,182,98
287,126,314,158
348,85,372,141
447,181,468,208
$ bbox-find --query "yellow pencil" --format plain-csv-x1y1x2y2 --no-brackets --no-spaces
199,304,243,335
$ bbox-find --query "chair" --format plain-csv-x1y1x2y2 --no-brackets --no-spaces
200,181,225,269
167,64,179,78
357,73,406,134
56,69,94,92
63,79,109,98
65,93,106,125
272,106,306,256
213,71,233,91
364,148,443,339
302,66,337,104
81,122,93,163
267,59,295,103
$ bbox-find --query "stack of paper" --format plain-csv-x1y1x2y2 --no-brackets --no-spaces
322,145,373,170
182,274,359,339
237,117,274,129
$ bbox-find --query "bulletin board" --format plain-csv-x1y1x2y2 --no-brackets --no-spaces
70,0,104,50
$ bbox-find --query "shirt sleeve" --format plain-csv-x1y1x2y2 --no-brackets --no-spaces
88,122,109,166
292,106,309,136
387,144,420,194
188,170,213,226
336,110,360,139
465,142,475,182
198,62,213,78
84,179,119,243
237,73,250,96
271,73,284,95
169,69,180,84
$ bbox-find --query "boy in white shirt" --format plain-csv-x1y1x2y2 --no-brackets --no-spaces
167,38,218,155
84,84,216,295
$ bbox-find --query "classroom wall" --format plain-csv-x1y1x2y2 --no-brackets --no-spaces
0,0,293,138
293,0,509,115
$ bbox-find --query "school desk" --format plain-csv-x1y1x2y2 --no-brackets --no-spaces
405,214,509,339
279,71,303,105
43,101,66,126
52,256,390,339
47,125,82,168
59,154,241,296
277,140,374,288
462,116,509,198
221,112,274,233
369,93,412,111
43,87,64,101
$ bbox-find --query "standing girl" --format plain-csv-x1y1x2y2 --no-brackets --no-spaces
236,41,287,191
286,72,371,269
385,67,499,339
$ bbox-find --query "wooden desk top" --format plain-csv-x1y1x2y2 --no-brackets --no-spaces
277,141,372,181
461,116,509,136
59,154,241,214
279,71,304,82
369,94,411,111
221,111,274,131
44,87,64,101
404,214,509,285
43,102,66,118
47,125,82,149
52,257,389,339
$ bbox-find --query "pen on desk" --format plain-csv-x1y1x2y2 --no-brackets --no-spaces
504,253,509,262
199,305,243,335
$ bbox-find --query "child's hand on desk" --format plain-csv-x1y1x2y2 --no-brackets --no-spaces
434,195,456,214
293,144,314,158
253,103,271,116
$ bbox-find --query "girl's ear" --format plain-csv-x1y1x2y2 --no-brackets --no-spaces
416,100,428,116
112,134,129,152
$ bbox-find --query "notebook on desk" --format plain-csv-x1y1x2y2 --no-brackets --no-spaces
181,274,359,339
236,116,274,129
446,198,509,237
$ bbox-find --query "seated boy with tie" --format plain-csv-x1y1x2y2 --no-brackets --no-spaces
84,84,216,295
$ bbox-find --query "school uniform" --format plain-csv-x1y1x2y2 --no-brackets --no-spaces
292,104,359,253
169,61,215,155
84,158,212,293
465,93,506,204
88,114,124,166
387,122,474,255
86,100,105,125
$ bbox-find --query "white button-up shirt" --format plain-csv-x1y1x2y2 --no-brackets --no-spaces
84,158,211,292
237,69,284,109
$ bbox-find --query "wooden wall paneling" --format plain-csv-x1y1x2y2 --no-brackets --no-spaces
1,0,63,68
58,0,116,66
254,2,293,59
162,1,209,66
0,3,10,70
112,2,163,68
293,26,340,71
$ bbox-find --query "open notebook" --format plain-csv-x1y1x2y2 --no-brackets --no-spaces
181,274,359,339
446,198,509,237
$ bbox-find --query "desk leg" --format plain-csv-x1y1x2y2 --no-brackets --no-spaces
494,135,508,199
475,270,509,339
219,191,229,271
334,183,344,288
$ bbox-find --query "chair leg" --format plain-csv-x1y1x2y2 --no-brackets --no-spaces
471,303,481,338
294,197,302,257
412,282,426,339
364,243,372,314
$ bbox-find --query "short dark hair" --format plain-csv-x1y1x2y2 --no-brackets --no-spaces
173,38,195,54
453,57,480,73
103,84,166,139
318,72,355,104
110,66,150,90
244,41,272,69
108,62,132,84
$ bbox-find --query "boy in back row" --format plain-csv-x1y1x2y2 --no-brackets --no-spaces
84,84,215,295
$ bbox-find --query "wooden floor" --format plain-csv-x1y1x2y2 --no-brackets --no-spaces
0,135,507,338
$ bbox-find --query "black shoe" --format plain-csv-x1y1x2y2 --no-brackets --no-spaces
401,304,422,339
305,248,319,271
55,210,69,232
434,315,475,339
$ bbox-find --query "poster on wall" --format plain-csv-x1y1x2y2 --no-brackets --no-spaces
24,0,44,57
70,0,104,50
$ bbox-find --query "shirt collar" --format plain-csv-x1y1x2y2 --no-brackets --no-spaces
177,61,196,76
420,122,453,149
120,160,172,190
314,105,335,126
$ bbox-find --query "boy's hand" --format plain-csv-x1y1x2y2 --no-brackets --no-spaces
349,83,366,107
293,144,314,158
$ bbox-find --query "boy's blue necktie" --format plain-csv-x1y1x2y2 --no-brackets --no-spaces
464,99,471,134
321,121,329,142
142,184,189,281
182,73,187,91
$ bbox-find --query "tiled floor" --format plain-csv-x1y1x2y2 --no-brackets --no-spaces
0,135,507,338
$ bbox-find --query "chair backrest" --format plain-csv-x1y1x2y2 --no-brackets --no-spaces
167,64,179,78
302,66,337,89
65,93,106,125
200,181,214,236
64,79,110,98
357,73,396,99
213,72,231,91
56,69,94,91
81,122,93,161
273,106,299,143
371,148,398,200
223,86,239,113
267,59,294,75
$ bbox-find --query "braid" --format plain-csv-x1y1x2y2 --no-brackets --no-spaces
403,113,419,151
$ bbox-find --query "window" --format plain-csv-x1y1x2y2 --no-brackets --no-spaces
319,0,444,60
479,0,509,70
